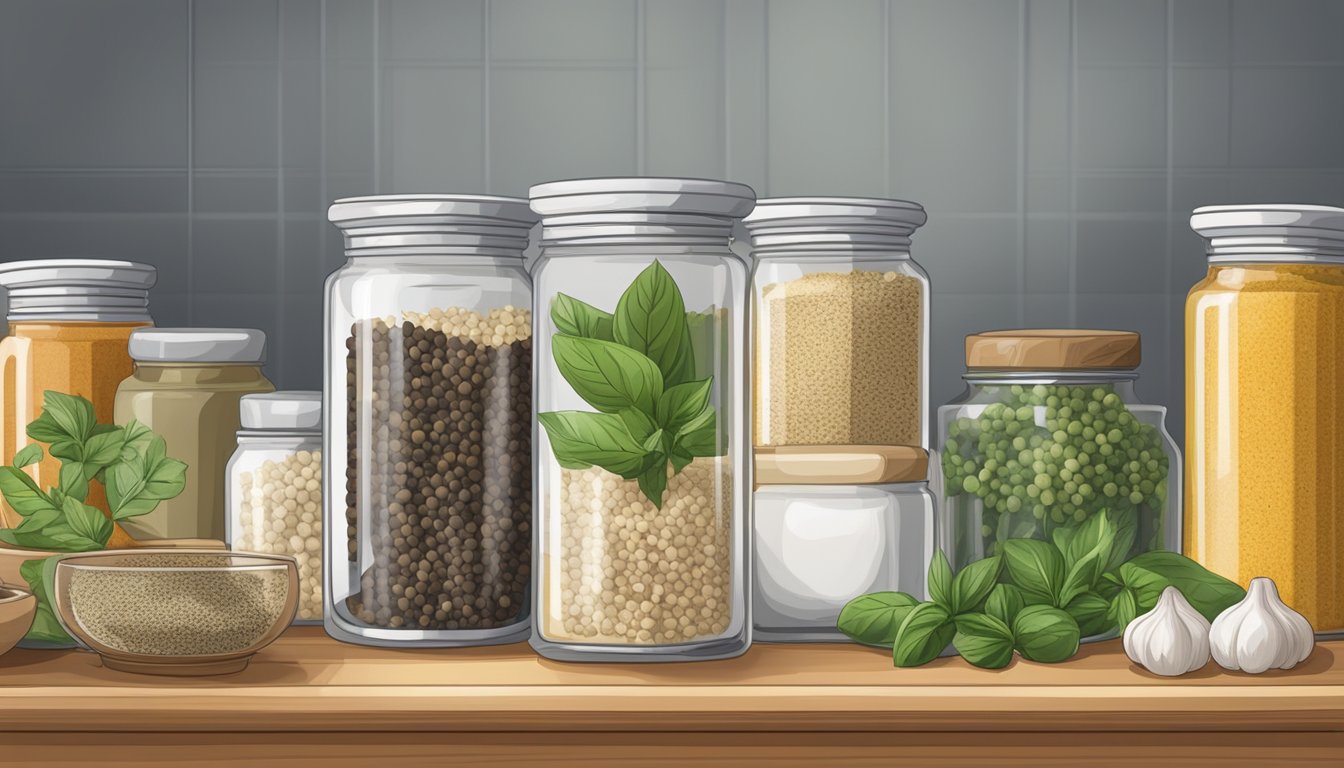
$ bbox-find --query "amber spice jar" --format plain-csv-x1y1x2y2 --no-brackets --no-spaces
0,260,155,532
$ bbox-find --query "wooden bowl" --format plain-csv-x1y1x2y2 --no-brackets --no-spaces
0,583,36,655
52,549,298,676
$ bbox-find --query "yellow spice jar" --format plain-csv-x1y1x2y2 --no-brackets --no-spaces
114,329,274,541
1186,204,1344,634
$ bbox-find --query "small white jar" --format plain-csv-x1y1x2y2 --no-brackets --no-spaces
753,446,934,642
226,391,323,624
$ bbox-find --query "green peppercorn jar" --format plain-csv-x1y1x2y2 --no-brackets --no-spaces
934,330,1182,600
528,177,754,662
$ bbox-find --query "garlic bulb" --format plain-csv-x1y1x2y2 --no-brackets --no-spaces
1209,577,1314,674
1122,586,1211,676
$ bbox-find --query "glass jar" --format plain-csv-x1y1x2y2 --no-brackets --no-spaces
324,195,537,647
0,259,155,533
529,177,754,662
753,446,934,642
114,329,275,541
744,198,930,448
935,330,1181,575
1187,205,1344,635
227,391,323,624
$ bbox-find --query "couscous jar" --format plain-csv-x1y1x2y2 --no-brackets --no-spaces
1186,204,1344,635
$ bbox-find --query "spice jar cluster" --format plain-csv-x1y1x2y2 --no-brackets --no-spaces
0,181,1339,675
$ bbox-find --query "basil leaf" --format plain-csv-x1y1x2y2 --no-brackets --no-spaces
552,335,663,415
1058,514,1115,606
1002,538,1066,606
637,462,670,509
119,419,154,456
0,466,58,517
1125,550,1245,622
538,411,653,477
59,461,88,501
33,390,95,443
1051,526,1076,556
655,378,713,432
62,496,112,548
618,408,658,441
684,307,723,382
950,555,1002,614
105,435,188,521
893,602,955,667
668,444,694,474
1065,591,1113,637
926,550,953,609
1012,605,1080,663
82,427,126,467
837,592,920,647
612,261,696,387
675,408,720,458
1105,507,1139,572
953,612,1016,669
11,443,43,468
20,556,71,644
46,438,84,462
551,292,614,341
1107,587,1139,630
984,583,1026,625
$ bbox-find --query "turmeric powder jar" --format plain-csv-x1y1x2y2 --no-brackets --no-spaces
1186,205,1344,634
0,260,156,529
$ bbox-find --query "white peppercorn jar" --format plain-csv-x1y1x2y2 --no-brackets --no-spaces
226,391,324,624
324,195,538,647
529,177,754,662
754,446,934,642
744,198,930,448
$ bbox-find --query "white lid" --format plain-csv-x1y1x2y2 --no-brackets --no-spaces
240,391,321,431
528,177,756,245
0,259,156,322
327,194,536,257
744,196,927,254
1190,204,1344,263
129,328,267,363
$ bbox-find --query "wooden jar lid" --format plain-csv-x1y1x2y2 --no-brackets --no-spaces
754,445,928,485
965,329,1140,370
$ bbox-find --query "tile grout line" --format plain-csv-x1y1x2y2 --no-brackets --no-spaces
1017,0,1028,327
482,0,492,193
635,0,646,175
1165,0,1176,408
1067,0,1078,327
186,0,195,326
372,0,381,194
319,0,328,271
883,0,891,199
276,0,286,386
761,0,769,195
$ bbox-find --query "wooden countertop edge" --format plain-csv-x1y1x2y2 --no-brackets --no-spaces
2,686,1342,733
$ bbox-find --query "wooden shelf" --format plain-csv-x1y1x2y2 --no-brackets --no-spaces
1,627,1341,766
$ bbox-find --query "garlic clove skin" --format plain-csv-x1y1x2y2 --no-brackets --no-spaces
1123,586,1211,676
1209,577,1315,674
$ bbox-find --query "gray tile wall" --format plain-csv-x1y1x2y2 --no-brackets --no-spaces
2,0,1344,445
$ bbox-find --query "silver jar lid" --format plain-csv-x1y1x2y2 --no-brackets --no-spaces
327,194,537,257
0,259,156,322
529,177,756,245
129,328,267,364
240,391,321,432
1191,204,1344,263
744,197,928,253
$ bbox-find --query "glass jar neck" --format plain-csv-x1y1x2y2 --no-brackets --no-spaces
132,362,268,386
539,242,738,257
963,371,1137,395
235,431,320,447
346,253,527,268
6,320,150,339
752,249,912,261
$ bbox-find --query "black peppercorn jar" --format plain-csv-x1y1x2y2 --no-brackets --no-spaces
324,195,537,647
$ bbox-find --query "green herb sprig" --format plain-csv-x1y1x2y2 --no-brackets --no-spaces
837,509,1245,668
0,391,189,643
540,262,723,508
